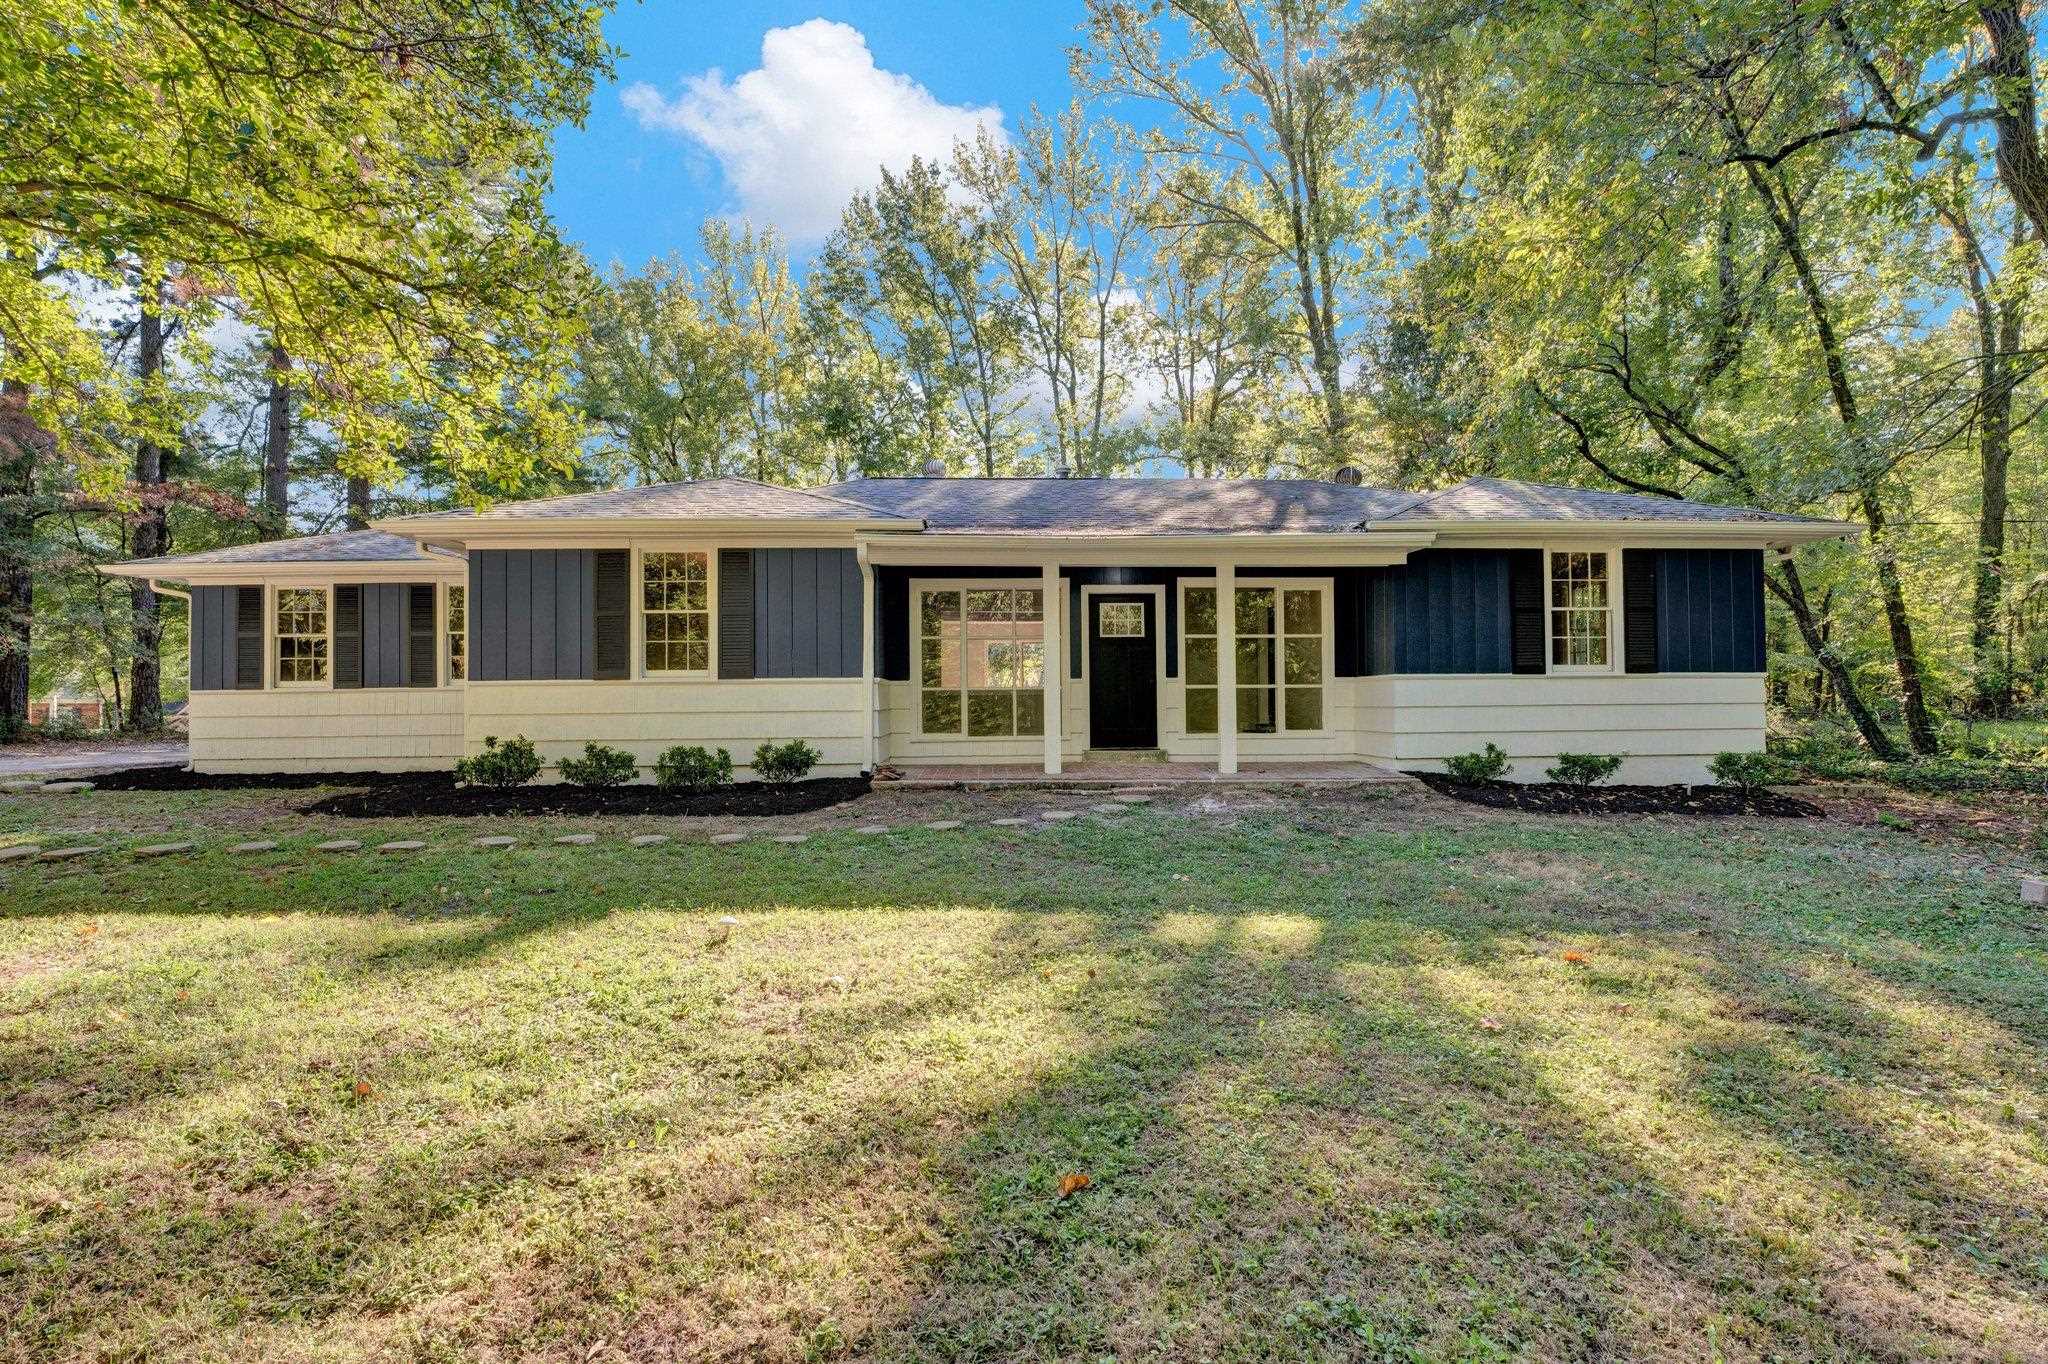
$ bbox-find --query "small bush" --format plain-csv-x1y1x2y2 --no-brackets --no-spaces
1545,752,1624,788
654,745,733,792
455,735,541,789
1443,743,1511,785
36,711,91,740
752,738,821,784
557,742,638,788
1709,750,1789,796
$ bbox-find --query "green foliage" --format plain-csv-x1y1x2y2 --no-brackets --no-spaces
1708,751,1791,796
556,743,637,789
454,736,542,790
1443,743,1512,784
1545,752,1624,788
653,745,733,793
752,739,821,785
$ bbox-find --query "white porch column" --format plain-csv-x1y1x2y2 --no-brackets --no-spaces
1041,562,1063,774
1216,560,1238,774
858,548,877,774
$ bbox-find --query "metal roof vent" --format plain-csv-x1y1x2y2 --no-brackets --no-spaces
1331,465,1363,486
920,457,947,478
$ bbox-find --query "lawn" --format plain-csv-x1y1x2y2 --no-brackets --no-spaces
0,783,2043,1362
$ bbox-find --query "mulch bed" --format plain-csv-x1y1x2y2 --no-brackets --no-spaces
90,766,446,792
304,776,872,819
1410,771,1822,818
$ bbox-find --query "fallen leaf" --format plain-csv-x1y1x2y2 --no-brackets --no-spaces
75,922,99,938
174,989,189,1002
1057,1172,1091,1199
1479,1016,1503,1031
1562,950,1588,964
352,1079,373,1099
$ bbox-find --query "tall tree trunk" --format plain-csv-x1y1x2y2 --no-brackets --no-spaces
1972,301,2022,714
0,379,39,734
127,283,168,732
346,476,370,530
262,343,291,539
1978,1,2048,243
1768,560,1904,760
1731,144,1940,753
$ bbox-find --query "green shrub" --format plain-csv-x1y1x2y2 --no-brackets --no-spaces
35,711,90,740
653,745,732,792
1546,752,1624,788
454,735,541,789
557,742,638,788
752,738,821,784
1443,743,1511,785
1709,750,1789,796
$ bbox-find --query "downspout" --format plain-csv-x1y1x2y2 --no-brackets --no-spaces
148,579,191,603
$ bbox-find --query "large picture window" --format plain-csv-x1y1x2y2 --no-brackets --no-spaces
1183,584,1325,734
274,587,329,685
642,551,710,673
919,587,1046,737
1550,551,1611,669
446,585,467,682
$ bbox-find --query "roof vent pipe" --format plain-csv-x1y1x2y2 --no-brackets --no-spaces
920,457,947,478
1331,465,1363,486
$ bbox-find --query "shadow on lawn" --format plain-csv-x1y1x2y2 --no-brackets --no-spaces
6,815,2045,1361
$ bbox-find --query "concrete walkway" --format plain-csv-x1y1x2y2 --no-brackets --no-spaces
884,760,1416,788
0,740,187,778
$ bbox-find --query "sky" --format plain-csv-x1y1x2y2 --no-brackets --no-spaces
549,3,1094,271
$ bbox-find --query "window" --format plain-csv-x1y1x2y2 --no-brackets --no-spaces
642,551,710,673
919,587,1045,737
1550,551,1611,669
1097,601,1145,638
274,587,329,685
1183,584,1325,734
446,585,467,682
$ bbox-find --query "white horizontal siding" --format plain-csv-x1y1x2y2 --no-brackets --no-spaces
189,689,463,773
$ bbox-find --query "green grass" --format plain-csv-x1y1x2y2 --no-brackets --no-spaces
1,786,2044,1362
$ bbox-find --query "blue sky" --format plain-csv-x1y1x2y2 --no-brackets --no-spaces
549,3,1093,271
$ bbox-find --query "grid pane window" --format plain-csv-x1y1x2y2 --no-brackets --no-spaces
920,588,1045,736
1183,585,1324,735
642,551,710,673
1549,551,1611,668
275,588,329,685
446,586,467,682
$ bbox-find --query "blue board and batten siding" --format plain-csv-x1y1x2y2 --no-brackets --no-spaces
190,585,261,691
1362,550,1518,675
358,584,411,688
752,549,862,678
468,549,596,682
1654,548,1766,673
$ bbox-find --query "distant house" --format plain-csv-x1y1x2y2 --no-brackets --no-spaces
102,473,1855,782
28,691,109,730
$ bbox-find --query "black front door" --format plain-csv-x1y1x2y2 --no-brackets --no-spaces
1088,594,1158,749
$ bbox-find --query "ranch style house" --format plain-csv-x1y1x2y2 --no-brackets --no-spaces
101,473,1856,783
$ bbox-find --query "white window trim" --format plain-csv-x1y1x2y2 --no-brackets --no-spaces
444,581,467,688
1179,576,1335,737
1544,546,1623,676
633,544,717,679
912,578,1053,741
271,583,333,691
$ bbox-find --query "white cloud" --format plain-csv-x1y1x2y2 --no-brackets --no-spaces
622,19,1006,242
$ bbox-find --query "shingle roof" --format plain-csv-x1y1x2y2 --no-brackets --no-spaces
127,530,443,569
1377,478,1826,524
383,476,906,525
822,477,1419,534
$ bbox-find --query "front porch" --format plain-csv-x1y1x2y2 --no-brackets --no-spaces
879,759,1417,788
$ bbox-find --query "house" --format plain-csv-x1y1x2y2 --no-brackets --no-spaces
99,474,1855,783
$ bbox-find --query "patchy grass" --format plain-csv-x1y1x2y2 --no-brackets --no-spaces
0,784,2044,1363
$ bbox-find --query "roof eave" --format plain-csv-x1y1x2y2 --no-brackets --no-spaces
371,514,927,538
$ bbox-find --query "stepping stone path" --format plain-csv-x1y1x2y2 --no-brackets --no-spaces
554,834,597,846
229,840,277,854
628,834,670,847
40,846,100,861
1090,803,1129,814
771,834,809,845
854,825,892,835
710,833,747,845
314,840,362,853
989,818,1029,827
1111,793,1154,804
923,820,963,831
1,779,42,792
473,835,518,849
134,842,194,859
378,840,427,853
0,845,40,862
41,781,94,793
1039,810,1078,821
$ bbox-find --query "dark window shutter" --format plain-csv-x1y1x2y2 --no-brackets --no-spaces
1622,550,1659,673
407,584,438,686
592,549,630,680
333,585,363,689
234,586,265,689
1507,549,1546,675
718,549,755,679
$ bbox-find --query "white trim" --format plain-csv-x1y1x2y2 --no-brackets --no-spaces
634,545,716,679
1042,563,1063,775
271,583,332,690
1215,563,1237,774
1180,575,1336,740
1544,546,1621,676
909,578,1053,744
1078,583,1166,750
857,531,1436,569
860,551,877,774
443,580,467,688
